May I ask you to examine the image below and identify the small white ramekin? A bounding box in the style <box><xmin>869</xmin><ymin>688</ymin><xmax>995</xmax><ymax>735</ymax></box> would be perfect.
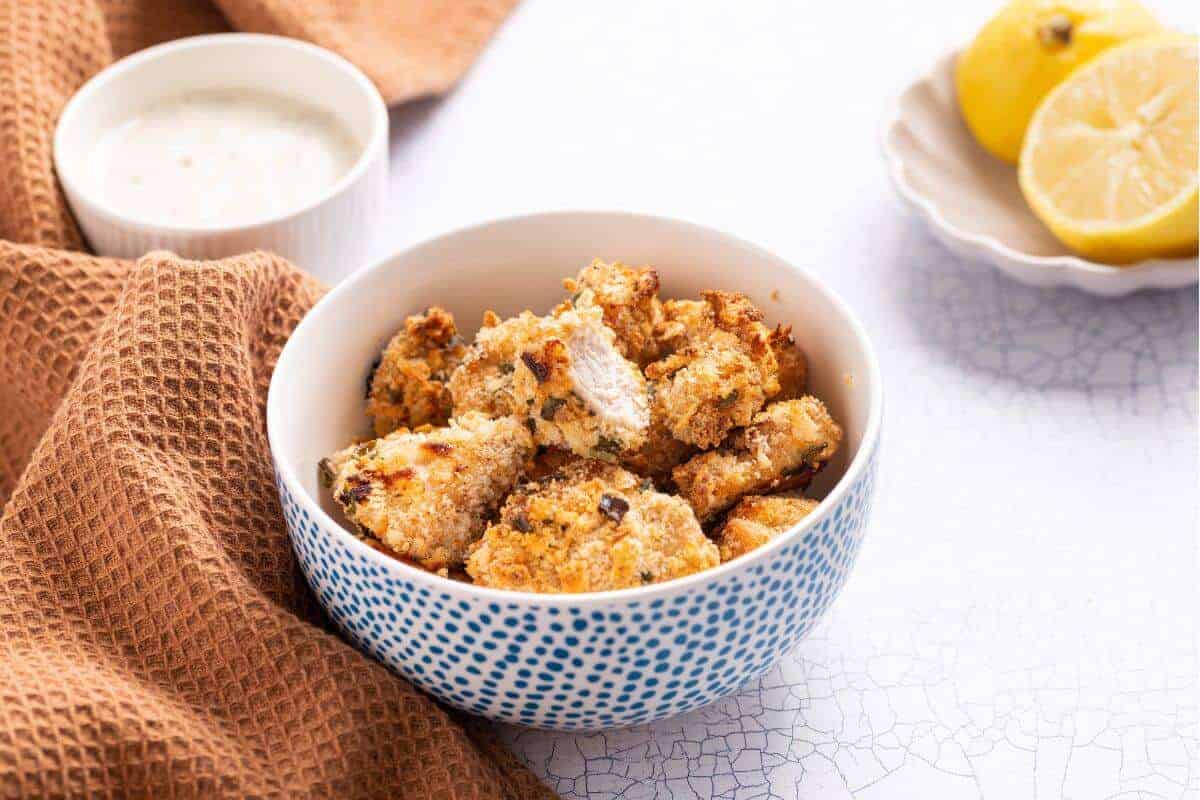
<box><xmin>54</xmin><ymin>34</ymin><xmax>389</xmax><ymax>285</ymax></box>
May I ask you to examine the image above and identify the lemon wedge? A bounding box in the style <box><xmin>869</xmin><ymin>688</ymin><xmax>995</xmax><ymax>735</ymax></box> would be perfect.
<box><xmin>1018</xmin><ymin>36</ymin><xmax>1198</xmax><ymax>264</ymax></box>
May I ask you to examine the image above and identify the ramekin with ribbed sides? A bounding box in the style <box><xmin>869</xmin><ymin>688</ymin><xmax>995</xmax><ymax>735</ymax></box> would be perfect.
<box><xmin>267</xmin><ymin>212</ymin><xmax>882</xmax><ymax>730</ymax></box>
<box><xmin>54</xmin><ymin>34</ymin><xmax>388</xmax><ymax>285</ymax></box>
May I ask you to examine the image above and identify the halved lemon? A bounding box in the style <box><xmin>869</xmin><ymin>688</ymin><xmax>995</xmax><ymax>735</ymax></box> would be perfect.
<box><xmin>1018</xmin><ymin>35</ymin><xmax>1198</xmax><ymax>264</ymax></box>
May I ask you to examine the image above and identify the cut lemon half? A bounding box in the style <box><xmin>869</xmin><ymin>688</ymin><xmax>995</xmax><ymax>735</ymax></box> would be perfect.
<box><xmin>1018</xmin><ymin>35</ymin><xmax>1198</xmax><ymax>264</ymax></box>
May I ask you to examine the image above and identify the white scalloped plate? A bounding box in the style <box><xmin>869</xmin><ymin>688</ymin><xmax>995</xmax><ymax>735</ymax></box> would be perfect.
<box><xmin>882</xmin><ymin>48</ymin><xmax>1197</xmax><ymax>296</ymax></box>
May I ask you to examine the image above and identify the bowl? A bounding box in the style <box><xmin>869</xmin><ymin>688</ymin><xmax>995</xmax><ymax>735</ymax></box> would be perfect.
<box><xmin>883</xmin><ymin>48</ymin><xmax>1198</xmax><ymax>296</ymax></box>
<box><xmin>54</xmin><ymin>33</ymin><xmax>389</xmax><ymax>286</ymax></box>
<box><xmin>267</xmin><ymin>211</ymin><xmax>883</xmax><ymax>730</ymax></box>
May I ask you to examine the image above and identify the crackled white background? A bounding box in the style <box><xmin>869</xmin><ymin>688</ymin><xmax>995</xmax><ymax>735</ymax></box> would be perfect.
<box><xmin>373</xmin><ymin>1</ymin><xmax>1199</xmax><ymax>797</ymax></box>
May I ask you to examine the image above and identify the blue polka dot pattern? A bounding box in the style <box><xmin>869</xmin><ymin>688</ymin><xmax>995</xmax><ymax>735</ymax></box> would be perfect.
<box><xmin>276</xmin><ymin>442</ymin><xmax>877</xmax><ymax>730</ymax></box>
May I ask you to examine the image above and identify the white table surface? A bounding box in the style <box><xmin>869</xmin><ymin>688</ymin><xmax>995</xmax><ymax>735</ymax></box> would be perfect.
<box><xmin>374</xmin><ymin>2</ymin><xmax>1199</xmax><ymax>797</ymax></box>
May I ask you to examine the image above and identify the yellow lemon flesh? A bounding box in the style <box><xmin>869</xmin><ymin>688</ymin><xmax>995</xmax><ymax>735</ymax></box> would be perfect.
<box><xmin>1018</xmin><ymin>36</ymin><xmax>1198</xmax><ymax>264</ymax></box>
<box><xmin>956</xmin><ymin>0</ymin><xmax>1161</xmax><ymax>163</ymax></box>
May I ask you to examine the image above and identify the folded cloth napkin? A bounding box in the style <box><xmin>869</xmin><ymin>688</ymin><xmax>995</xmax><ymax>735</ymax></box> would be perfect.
<box><xmin>0</xmin><ymin>2</ymin><xmax>553</xmax><ymax>798</ymax></box>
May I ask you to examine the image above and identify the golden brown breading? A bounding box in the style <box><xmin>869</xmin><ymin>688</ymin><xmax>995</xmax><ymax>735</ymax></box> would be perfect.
<box><xmin>655</xmin><ymin>291</ymin><xmax>776</xmax><ymax>363</ymax></box>
<box><xmin>564</xmin><ymin>259</ymin><xmax>663</xmax><ymax>366</ymax></box>
<box><xmin>448</xmin><ymin>310</ymin><xmax>542</xmax><ymax>419</ymax></box>
<box><xmin>646</xmin><ymin>346</ymin><xmax>767</xmax><ymax>450</ymax></box>
<box><xmin>645</xmin><ymin>290</ymin><xmax>780</xmax><ymax>448</ymax></box>
<box><xmin>769</xmin><ymin>324</ymin><xmax>808</xmax><ymax>402</ymax></box>
<box><xmin>672</xmin><ymin>397</ymin><xmax>842</xmax><ymax>521</ymax></box>
<box><xmin>320</xmin><ymin>413</ymin><xmax>534</xmax><ymax>569</ymax></box>
<box><xmin>655</xmin><ymin>298</ymin><xmax>709</xmax><ymax>354</ymax></box>
<box><xmin>717</xmin><ymin>495</ymin><xmax>819</xmax><ymax>562</ymax></box>
<box><xmin>366</xmin><ymin>307</ymin><xmax>467</xmax><ymax>436</ymax></box>
<box><xmin>512</xmin><ymin>301</ymin><xmax>650</xmax><ymax>459</ymax></box>
<box><xmin>465</xmin><ymin>461</ymin><xmax>718</xmax><ymax>593</ymax></box>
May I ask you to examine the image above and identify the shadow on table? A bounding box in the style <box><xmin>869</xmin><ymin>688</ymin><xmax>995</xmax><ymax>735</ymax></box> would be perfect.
<box><xmin>388</xmin><ymin>97</ymin><xmax>439</xmax><ymax>150</ymax></box>
<box><xmin>888</xmin><ymin>224</ymin><xmax>1198</xmax><ymax>405</ymax></box>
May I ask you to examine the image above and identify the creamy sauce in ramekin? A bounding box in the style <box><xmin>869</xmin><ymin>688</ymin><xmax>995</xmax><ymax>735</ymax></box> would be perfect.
<box><xmin>88</xmin><ymin>88</ymin><xmax>361</xmax><ymax>228</ymax></box>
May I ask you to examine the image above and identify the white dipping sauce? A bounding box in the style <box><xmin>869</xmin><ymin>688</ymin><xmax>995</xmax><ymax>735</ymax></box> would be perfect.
<box><xmin>90</xmin><ymin>89</ymin><xmax>361</xmax><ymax>228</ymax></box>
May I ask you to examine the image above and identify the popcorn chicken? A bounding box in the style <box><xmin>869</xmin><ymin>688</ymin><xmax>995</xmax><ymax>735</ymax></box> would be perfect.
<box><xmin>716</xmin><ymin>495</ymin><xmax>819</xmax><ymax>562</ymax></box>
<box><xmin>645</xmin><ymin>346</ymin><xmax>765</xmax><ymax>451</ymax></box>
<box><xmin>512</xmin><ymin>301</ymin><xmax>651</xmax><ymax>459</ymax></box>
<box><xmin>448</xmin><ymin>302</ymin><xmax>651</xmax><ymax>461</ymax></box>
<box><xmin>655</xmin><ymin>298</ymin><xmax>706</xmax><ymax>350</ymax></box>
<box><xmin>448</xmin><ymin>310</ymin><xmax>542</xmax><ymax>419</ymax></box>
<box><xmin>330</xmin><ymin>263</ymin><xmax>848</xmax><ymax>594</ymax></box>
<box><xmin>673</xmin><ymin>397</ymin><xmax>841</xmax><ymax>521</ymax></box>
<box><xmin>320</xmin><ymin>412</ymin><xmax>534</xmax><ymax>569</ymax></box>
<box><xmin>646</xmin><ymin>290</ymin><xmax>780</xmax><ymax>448</ymax></box>
<box><xmin>564</xmin><ymin>259</ymin><xmax>663</xmax><ymax>366</ymax></box>
<box><xmin>655</xmin><ymin>292</ymin><xmax>773</xmax><ymax>359</ymax></box>
<box><xmin>465</xmin><ymin>461</ymin><xmax>718</xmax><ymax>593</ymax></box>
<box><xmin>366</xmin><ymin>306</ymin><xmax>466</xmax><ymax>436</ymax></box>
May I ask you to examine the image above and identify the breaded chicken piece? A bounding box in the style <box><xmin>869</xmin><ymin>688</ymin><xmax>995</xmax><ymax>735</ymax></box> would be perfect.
<box><xmin>564</xmin><ymin>259</ymin><xmax>663</xmax><ymax>366</ymax></box>
<box><xmin>717</xmin><ymin>495</ymin><xmax>819</xmax><ymax>562</ymax></box>
<box><xmin>320</xmin><ymin>413</ymin><xmax>534</xmax><ymax>569</ymax></box>
<box><xmin>673</xmin><ymin>397</ymin><xmax>842</xmax><ymax>521</ymax></box>
<box><xmin>655</xmin><ymin>292</ymin><xmax>775</xmax><ymax>360</ymax></box>
<box><xmin>655</xmin><ymin>298</ymin><xmax>708</xmax><ymax>354</ymax></box>
<box><xmin>769</xmin><ymin>324</ymin><xmax>808</xmax><ymax>402</ymax></box>
<box><xmin>465</xmin><ymin>461</ymin><xmax>718</xmax><ymax>593</ymax></box>
<box><xmin>646</xmin><ymin>290</ymin><xmax>780</xmax><ymax>448</ymax></box>
<box><xmin>646</xmin><ymin>346</ymin><xmax>767</xmax><ymax>451</ymax></box>
<box><xmin>448</xmin><ymin>310</ymin><xmax>543</xmax><ymax>418</ymax></box>
<box><xmin>448</xmin><ymin>302</ymin><xmax>651</xmax><ymax>461</ymax></box>
<box><xmin>659</xmin><ymin>297</ymin><xmax>805</xmax><ymax>401</ymax></box>
<box><xmin>512</xmin><ymin>300</ymin><xmax>650</xmax><ymax>459</ymax></box>
<box><xmin>366</xmin><ymin>307</ymin><xmax>467</xmax><ymax>436</ymax></box>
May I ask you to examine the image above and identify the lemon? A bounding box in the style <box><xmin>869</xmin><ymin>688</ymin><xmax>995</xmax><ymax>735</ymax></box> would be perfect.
<box><xmin>1018</xmin><ymin>36</ymin><xmax>1198</xmax><ymax>263</ymax></box>
<box><xmin>956</xmin><ymin>0</ymin><xmax>1161</xmax><ymax>163</ymax></box>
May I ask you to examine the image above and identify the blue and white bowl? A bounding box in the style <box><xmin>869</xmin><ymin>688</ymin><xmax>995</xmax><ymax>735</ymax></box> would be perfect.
<box><xmin>268</xmin><ymin>211</ymin><xmax>883</xmax><ymax>730</ymax></box>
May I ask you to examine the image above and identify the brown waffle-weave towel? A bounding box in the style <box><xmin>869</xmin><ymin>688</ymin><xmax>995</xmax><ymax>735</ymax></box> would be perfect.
<box><xmin>0</xmin><ymin>1</ymin><xmax>553</xmax><ymax>798</ymax></box>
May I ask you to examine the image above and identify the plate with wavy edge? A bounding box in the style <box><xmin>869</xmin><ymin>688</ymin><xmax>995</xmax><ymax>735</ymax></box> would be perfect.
<box><xmin>882</xmin><ymin>48</ymin><xmax>1197</xmax><ymax>296</ymax></box>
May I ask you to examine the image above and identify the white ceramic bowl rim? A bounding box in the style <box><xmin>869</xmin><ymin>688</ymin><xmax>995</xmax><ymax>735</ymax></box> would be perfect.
<box><xmin>53</xmin><ymin>33</ymin><xmax>389</xmax><ymax>236</ymax></box>
<box><xmin>881</xmin><ymin>46</ymin><xmax>1197</xmax><ymax>282</ymax></box>
<box><xmin>267</xmin><ymin>210</ymin><xmax>884</xmax><ymax>606</ymax></box>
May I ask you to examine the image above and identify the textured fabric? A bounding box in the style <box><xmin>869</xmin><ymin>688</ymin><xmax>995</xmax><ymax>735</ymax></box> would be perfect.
<box><xmin>0</xmin><ymin>2</ymin><xmax>550</xmax><ymax>798</ymax></box>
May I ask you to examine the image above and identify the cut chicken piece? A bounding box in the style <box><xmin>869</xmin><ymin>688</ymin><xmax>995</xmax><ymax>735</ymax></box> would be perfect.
<box><xmin>673</xmin><ymin>397</ymin><xmax>842</xmax><ymax>521</ymax></box>
<box><xmin>320</xmin><ymin>412</ymin><xmax>534</xmax><ymax>569</ymax></box>
<box><xmin>717</xmin><ymin>494</ymin><xmax>819</xmax><ymax>562</ymax></box>
<box><xmin>512</xmin><ymin>301</ymin><xmax>650</xmax><ymax>459</ymax></box>
<box><xmin>366</xmin><ymin>306</ymin><xmax>467</xmax><ymax>436</ymax></box>
<box><xmin>564</xmin><ymin>259</ymin><xmax>663</xmax><ymax>366</ymax></box>
<box><xmin>465</xmin><ymin>461</ymin><xmax>718</xmax><ymax>593</ymax></box>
